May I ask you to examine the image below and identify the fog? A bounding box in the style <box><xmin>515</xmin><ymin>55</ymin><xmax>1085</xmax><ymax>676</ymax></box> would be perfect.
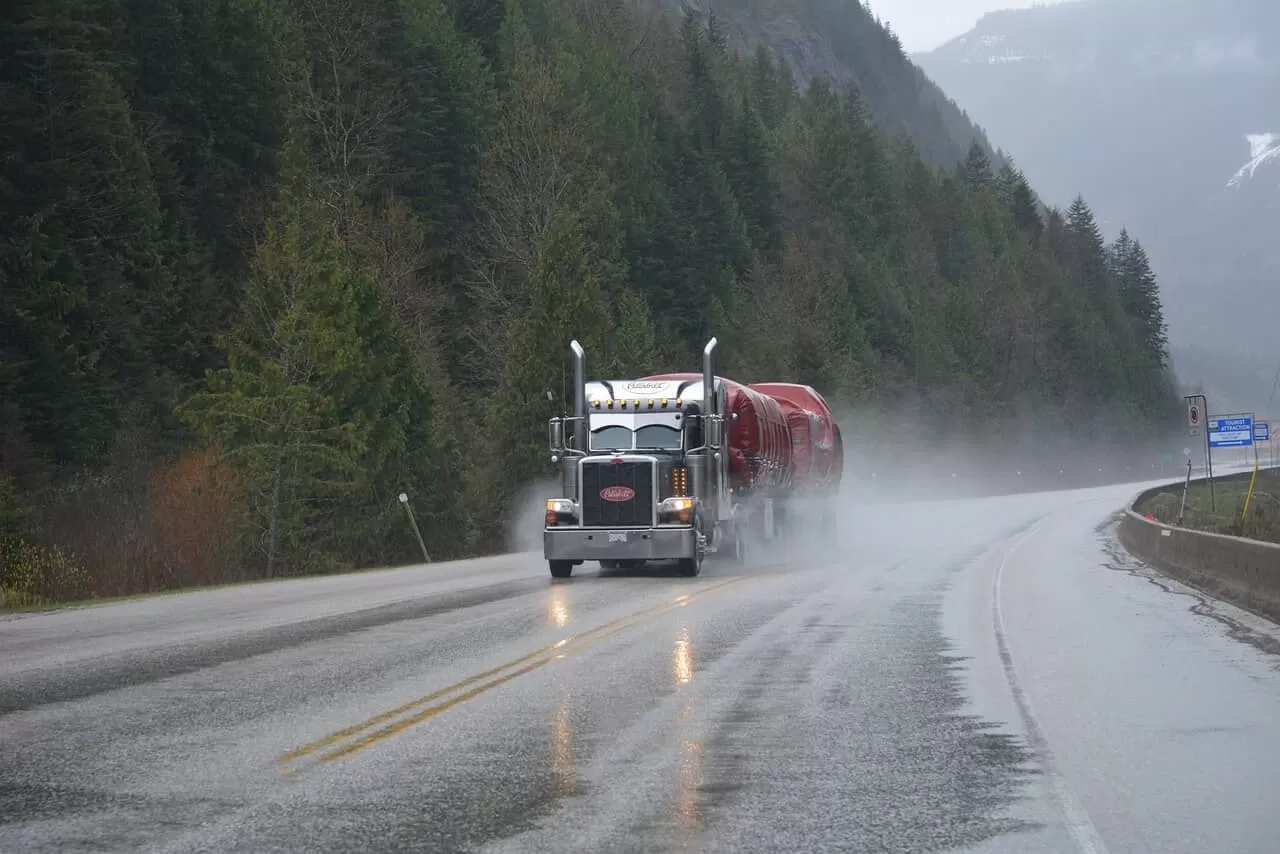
<box><xmin>862</xmin><ymin>0</ymin><xmax>1066</xmax><ymax>52</ymax></box>
<box><xmin>506</xmin><ymin>477</ymin><xmax>562</xmax><ymax>555</ymax></box>
<box><xmin>499</xmin><ymin>395</ymin><xmax>1213</xmax><ymax>562</ymax></box>
<box><xmin>830</xmin><ymin>399</ymin><xmax>1193</xmax><ymax>504</ymax></box>
<box><xmin>914</xmin><ymin>0</ymin><xmax>1280</xmax><ymax>409</ymax></box>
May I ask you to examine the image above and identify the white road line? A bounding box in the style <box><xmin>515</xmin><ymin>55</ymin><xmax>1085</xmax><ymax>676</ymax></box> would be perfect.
<box><xmin>992</xmin><ymin>513</ymin><xmax>1112</xmax><ymax>854</ymax></box>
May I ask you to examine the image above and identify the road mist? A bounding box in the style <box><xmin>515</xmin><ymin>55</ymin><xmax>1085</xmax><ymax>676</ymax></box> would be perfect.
<box><xmin>736</xmin><ymin>398</ymin><xmax>1193</xmax><ymax>572</ymax></box>
<box><xmin>505</xmin><ymin>478</ymin><xmax>560</xmax><ymax>554</ymax></box>
<box><xmin>830</xmin><ymin>398</ymin><xmax>1193</xmax><ymax>505</ymax></box>
<box><xmin>500</xmin><ymin>399</ymin><xmax>1205</xmax><ymax>565</ymax></box>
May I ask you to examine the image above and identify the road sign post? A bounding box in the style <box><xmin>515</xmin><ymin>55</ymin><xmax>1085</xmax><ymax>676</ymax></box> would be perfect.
<box><xmin>1178</xmin><ymin>458</ymin><xmax>1192</xmax><ymax>526</ymax></box>
<box><xmin>1185</xmin><ymin>394</ymin><xmax>1213</xmax><ymax>512</ymax></box>
<box><xmin>398</xmin><ymin>491</ymin><xmax>432</xmax><ymax>564</ymax></box>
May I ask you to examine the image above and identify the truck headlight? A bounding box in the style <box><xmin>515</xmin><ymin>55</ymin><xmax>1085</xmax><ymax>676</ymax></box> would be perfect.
<box><xmin>545</xmin><ymin>498</ymin><xmax>577</xmax><ymax>526</ymax></box>
<box><xmin>658</xmin><ymin>496</ymin><xmax>694</xmax><ymax>524</ymax></box>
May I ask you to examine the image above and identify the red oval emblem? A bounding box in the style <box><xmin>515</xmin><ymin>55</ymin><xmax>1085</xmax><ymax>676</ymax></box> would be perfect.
<box><xmin>600</xmin><ymin>486</ymin><xmax>635</xmax><ymax>502</ymax></box>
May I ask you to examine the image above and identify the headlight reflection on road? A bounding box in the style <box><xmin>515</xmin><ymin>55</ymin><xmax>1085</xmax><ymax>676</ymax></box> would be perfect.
<box><xmin>673</xmin><ymin>627</ymin><xmax>694</xmax><ymax>686</ymax></box>
<box><xmin>547</xmin><ymin>586</ymin><xmax>571</xmax><ymax>629</ymax></box>
<box><xmin>551</xmin><ymin>700</ymin><xmax>579</xmax><ymax>797</ymax></box>
<box><xmin>676</xmin><ymin>730</ymin><xmax>704</xmax><ymax>831</ymax></box>
<box><xmin>672</xmin><ymin>635</ymin><xmax>703</xmax><ymax>831</ymax></box>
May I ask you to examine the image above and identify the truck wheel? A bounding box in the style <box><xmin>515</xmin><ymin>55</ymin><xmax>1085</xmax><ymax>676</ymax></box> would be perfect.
<box><xmin>679</xmin><ymin>513</ymin><xmax>705</xmax><ymax>577</ymax></box>
<box><xmin>549</xmin><ymin>560</ymin><xmax>573</xmax><ymax>579</ymax></box>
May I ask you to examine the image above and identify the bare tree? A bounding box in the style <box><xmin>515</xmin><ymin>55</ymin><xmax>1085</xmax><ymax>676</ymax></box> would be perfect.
<box><xmin>290</xmin><ymin>0</ymin><xmax>407</xmax><ymax>208</ymax></box>
<box><xmin>463</xmin><ymin>50</ymin><xmax>603</xmax><ymax>383</ymax></box>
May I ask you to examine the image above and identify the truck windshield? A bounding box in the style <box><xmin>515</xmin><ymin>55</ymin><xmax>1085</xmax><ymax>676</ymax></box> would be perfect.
<box><xmin>635</xmin><ymin>425</ymin><xmax>681</xmax><ymax>449</ymax></box>
<box><xmin>588</xmin><ymin>425</ymin><xmax>682</xmax><ymax>451</ymax></box>
<box><xmin>589</xmin><ymin>426</ymin><xmax>632</xmax><ymax>451</ymax></box>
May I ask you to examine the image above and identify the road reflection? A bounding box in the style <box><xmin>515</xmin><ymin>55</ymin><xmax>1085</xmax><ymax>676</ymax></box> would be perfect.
<box><xmin>547</xmin><ymin>586</ymin><xmax>571</xmax><ymax>629</ymax></box>
<box><xmin>550</xmin><ymin>699</ymin><xmax>579</xmax><ymax>797</ymax></box>
<box><xmin>673</xmin><ymin>627</ymin><xmax>694</xmax><ymax>686</ymax></box>
<box><xmin>676</xmin><ymin>697</ymin><xmax>704</xmax><ymax>834</ymax></box>
<box><xmin>673</xmin><ymin>630</ymin><xmax>703</xmax><ymax>835</ymax></box>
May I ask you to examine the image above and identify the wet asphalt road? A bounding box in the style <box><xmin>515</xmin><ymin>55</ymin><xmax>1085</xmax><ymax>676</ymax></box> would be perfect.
<box><xmin>3</xmin><ymin>481</ymin><xmax>1280</xmax><ymax>853</ymax></box>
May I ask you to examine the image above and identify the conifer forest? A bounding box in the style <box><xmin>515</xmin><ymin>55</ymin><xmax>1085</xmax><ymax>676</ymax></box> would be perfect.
<box><xmin>0</xmin><ymin>0</ymin><xmax>1177</xmax><ymax>602</ymax></box>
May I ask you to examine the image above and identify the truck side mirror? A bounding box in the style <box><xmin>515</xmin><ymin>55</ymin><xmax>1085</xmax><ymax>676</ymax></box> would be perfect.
<box><xmin>548</xmin><ymin>418</ymin><xmax>565</xmax><ymax>454</ymax></box>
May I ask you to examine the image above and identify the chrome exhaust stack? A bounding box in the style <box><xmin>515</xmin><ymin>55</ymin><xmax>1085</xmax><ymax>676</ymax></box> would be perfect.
<box><xmin>570</xmin><ymin>339</ymin><xmax>586</xmax><ymax>450</ymax></box>
<box><xmin>702</xmin><ymin>337</ymin><xmax>718</xmax><ymax>417</ymax></box>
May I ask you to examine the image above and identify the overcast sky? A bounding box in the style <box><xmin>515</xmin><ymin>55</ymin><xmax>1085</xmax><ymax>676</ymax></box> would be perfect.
<box><xmin>862</xmin><ymin>0</ymin><xmax>1066</xmax><ymax>53</ymax></box>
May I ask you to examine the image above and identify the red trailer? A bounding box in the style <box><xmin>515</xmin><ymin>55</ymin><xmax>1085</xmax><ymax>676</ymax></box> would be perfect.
<box><xmin>748</xmin><ymin>383</ymin><xmax>843</xmax><ymax>494</ymax></box>
<box><xmin>641</xmin><ymin>373</ymin><xmax>795</xmax><ymax>493</ymax></box>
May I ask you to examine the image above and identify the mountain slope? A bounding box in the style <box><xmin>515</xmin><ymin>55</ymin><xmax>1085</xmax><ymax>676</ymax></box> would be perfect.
<box><xmin>916</xmin><ymin>0</ymin><xmax>1280</xmax><ymax>404</ymax></box>
<box><xmin>651</xmin><ymin>0</ymin><xmax>1007</xmax><ymax>169</ymax></box>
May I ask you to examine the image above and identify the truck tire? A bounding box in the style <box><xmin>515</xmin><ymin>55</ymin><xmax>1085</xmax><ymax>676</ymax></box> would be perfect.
<box><xmin>679</xmin><ymin>513</ymin><xmax>705</xmax><ymax>577</ymax></box>
<box><xmin>549</xmin><ymin>560</ymin><xmax>573</xmax><ymax>579</ymax></box>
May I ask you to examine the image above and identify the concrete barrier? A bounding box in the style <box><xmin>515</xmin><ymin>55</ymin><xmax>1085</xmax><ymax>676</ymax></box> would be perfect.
<box><xmin>1118</xmin><ymin>471</ymin><xmax>1280</xmax><ymax>624</ymax></box>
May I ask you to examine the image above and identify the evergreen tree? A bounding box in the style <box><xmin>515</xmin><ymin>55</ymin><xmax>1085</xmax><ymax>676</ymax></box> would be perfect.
<box><xmin>962</xmin><ymin>141</ymin><xmax>993</xmax><ymax>192</ymax></box>
<box><xmin>179</xmin><ymin>201</ymin><xmax>371</xmax><ymax>577</ymax></box>
<box><xmin>1064</xmin><ymin>195</ymin><xmax>1110</xmax><ymax>300</ymax></box>
<box><xmin>1111</xmin><ymin>229</ymin><xmax>1169</xmax><ymax>369</ymax></box>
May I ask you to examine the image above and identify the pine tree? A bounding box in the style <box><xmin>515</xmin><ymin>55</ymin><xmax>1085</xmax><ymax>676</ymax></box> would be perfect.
<box><xmin>962</xmin><ymin>141</ymin><xmax>993</xmax><ymax>193</ymax></box>
<box><xmin>0</xmin><ymin>3</ymin><xmax>174</xmax><ymax>466</ymax></box>
<box><xmin>749</xmin><ymin>45</ymin><xmax>783</xmax><ymax>129</ymax></box>
<box><xmin>445</xmin><ymin>0</ymin><xmax>506</xmax><ymax>63</ymax></box>
<box><xmin>724</xmin><ymin>92</ymin><xmax>782</xmax><ymax>258</ymax></box>
<box><xmin>179</xmin><ymin>203</ymin><xmax>369</xmax><ymax>577</ymax></box>
<box><xmin>1111</xmin><ymin>229</ymin><xmax>1169</xmax><ymax>369</ymax></box>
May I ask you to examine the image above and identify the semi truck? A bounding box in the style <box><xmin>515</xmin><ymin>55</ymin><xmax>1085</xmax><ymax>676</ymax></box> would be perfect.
<box><xmin>541</xmin><ymin>337</ymin><xmax>843</xmax><ymax>579</ymax></box>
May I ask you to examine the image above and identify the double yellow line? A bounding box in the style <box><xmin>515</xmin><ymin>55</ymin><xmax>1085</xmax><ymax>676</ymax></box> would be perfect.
<box><xmin>274</xmin><ymin>575</ymin><xmax>756</xmax><ymax>772</ymax></box>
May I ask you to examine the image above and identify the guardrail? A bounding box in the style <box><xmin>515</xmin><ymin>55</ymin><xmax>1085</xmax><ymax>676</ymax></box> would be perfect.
<box><xmin>1117</xmin><ymin>470</ymin><xmax>1280</xmax><ymax>624</ymax></box>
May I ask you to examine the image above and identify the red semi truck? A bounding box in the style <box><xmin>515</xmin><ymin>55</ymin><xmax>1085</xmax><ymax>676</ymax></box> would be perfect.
<box><xmin>541</xmin><ymin>337</ymin><xmax>843</xmax><ymax>578</ymax></box>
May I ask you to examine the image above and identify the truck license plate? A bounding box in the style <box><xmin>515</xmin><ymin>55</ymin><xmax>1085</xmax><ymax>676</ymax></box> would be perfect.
<box><xmin>608</xmin><ymin>531</ymin><xmax>628</xmax><ymax>543</ymax></box>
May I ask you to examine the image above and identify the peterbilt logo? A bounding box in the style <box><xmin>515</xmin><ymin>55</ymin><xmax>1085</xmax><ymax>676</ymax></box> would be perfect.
<box><xmin>600</xmin><ymin>486</ymin><xmax>635</xmax><ymax>502</ymax></box>
<box><xmin>621</xmin><ymin>382</ymin><xmax>668</xmax><ymax>393</ymax></box>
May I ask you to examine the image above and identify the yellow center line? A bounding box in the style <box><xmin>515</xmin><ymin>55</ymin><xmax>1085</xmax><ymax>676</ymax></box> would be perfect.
<box><xmin>314</xmin><ymin>578</ymin><xmax>756</xmax><ymax>763</ymax></box>
<box><xmin>275</xmin><ymin>573</ymin><xmax>768</xmax><ymax>769</ymax></box>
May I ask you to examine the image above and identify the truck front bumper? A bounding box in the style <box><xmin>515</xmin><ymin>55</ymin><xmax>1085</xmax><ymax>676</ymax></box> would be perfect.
<box><xmin>544</xmin><ymin>526</ymin><xmax>696</xmax><ymax>562</ymax></box>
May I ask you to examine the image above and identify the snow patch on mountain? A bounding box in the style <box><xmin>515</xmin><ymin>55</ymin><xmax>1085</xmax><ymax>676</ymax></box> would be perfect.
<box><xmin>1226</xmin><ymin>133</ymin><xmax>1280</xmax><ymax>188</ymax></box>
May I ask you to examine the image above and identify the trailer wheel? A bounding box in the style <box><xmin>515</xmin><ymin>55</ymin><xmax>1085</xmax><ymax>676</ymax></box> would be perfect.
<box><xmin>821</xmin><ymin>504</ymin><xmax>836</xmax><ymax>537</ymax></box>
<box><xmin>720</xmin><ymin>520</ymin><xmax>746</xmax><ymax>565</ymax></box>
<box><xmin>549</xmin><ymin>560</ymin><xmax>573</xmax><ymax>579</ymax></box>
<box><xmin>732</xmin><ymin>525</ymin><xmax>747</xmax><ymax>564</ymax></box>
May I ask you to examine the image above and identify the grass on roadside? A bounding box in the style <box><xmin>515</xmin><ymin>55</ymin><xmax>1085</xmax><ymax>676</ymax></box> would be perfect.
<box><xmin>1140</xmin><ymin>470</ymin><xmax>1280</xmax><ymax>545</ymax></box>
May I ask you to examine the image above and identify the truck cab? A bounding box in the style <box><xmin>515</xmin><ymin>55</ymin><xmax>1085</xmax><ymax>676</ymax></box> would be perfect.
<box><xmin>542</xmin><ymin>339</ymin><xmax>742</xmax><ymax>579</ymax></box>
